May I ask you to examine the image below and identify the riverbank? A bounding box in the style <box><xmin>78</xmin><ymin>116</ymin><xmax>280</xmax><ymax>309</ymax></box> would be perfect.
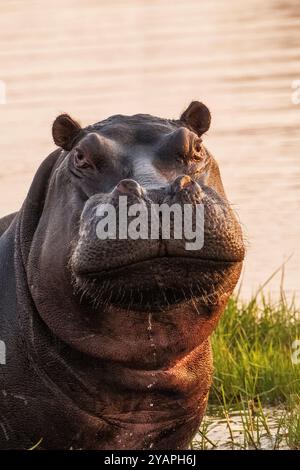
<box><xmin>192</xmin><ymin>292</ymin><xmax>300</xmax><ymax>449</ymax></box>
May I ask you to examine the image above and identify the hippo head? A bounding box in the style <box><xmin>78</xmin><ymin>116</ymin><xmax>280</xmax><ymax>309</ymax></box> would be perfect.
<box><xmin>48</xmin><ymin>102</ymin><xmax>243</xmax><ymax>311</ymax></box>
<box><xmin>23</xmin><ymin>102</ymin><xmax>244</xmax><ymax>449</ymax></box>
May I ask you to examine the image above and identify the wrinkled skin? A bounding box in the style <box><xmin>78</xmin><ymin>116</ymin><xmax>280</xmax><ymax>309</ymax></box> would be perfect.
<box><xmin>0</xmin><ymin>102</ymin><xmax>244</xmax><ymax>449</ymax></box>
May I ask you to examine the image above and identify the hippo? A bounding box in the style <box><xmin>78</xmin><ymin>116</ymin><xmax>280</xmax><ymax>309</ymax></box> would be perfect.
<box><xmin>0</xmin><ymin>102</ymin><xmax>244</xmax><ymax>449</ymax></box>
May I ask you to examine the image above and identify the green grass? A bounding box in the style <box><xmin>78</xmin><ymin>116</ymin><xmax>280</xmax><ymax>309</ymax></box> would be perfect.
<box><xmin>211</xmin><ymin>295</ymin><xmax>300</xmax><ymax>406</ymax></box>
<box><xmin>284</xmin><ymin>396</ymin><xmax>300</xmax><ymax>450</ymax></box>
<box><xmin>192</xmin><ymin>292</ymin><xmax>300</xmax><ymax>449</ymax></box>
<box><xmin>192</xmin><ymin>404</ymin><xmax>288</xmax><ymax>450</ymax></box>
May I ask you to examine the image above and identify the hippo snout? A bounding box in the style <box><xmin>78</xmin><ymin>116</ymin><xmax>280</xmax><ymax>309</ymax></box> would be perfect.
<box><xmin>70</xmin><ymin>169</ymin><xmax>244</xmax><ymax>311</ymax></box>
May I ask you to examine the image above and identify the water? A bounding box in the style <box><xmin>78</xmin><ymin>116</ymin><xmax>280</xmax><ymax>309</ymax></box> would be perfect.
<box><xmin>193</xmin><ymin>407</ymin><xmax>289</xmax><ymax>450</ymax></box>
<box><xmin>147</xmin><ymin>312</ymin><xmax>157</xmax><ymax>450</ymax></box>
<box><xmin>0</xmin><ymin>0</ymin><xmax>299</xmax><ymax>300</ymax></box>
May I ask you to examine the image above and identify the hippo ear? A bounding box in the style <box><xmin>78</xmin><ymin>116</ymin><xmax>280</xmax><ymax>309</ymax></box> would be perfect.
<box><xmin>180</xmin><ymin>101</ymin><xmax>211</xmax><ymax>136</ymax></box>
<box><xmin>52</xmin><ymin>114</ymin><xmax>82</xmax><ymax>151</ymax></box>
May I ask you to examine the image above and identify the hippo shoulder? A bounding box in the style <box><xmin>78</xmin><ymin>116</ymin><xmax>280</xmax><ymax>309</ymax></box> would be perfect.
<box><xmin>0</xmin><ymin>212</ymin><xmax>17</xmax><ymax>237</ymax></box>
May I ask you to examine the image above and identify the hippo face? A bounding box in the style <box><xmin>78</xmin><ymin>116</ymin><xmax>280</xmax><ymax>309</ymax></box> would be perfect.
<box><xmin>27</xmin><ymin>101</ymin><xmax>244</xmax><ymax>360</ymax></box>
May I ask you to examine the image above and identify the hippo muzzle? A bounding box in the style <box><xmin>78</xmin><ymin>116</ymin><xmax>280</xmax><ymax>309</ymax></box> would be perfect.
<box><xmin>71</xmin><ymin>172</ymin><xmax>243</xmax><ymax>311</ymax></box>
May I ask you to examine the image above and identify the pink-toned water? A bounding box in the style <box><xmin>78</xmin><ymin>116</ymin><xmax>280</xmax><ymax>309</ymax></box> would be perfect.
<box><xmin>0</xmin><ymin>0</ymin><xmax>299</xmax><ymax>300</ymax></box>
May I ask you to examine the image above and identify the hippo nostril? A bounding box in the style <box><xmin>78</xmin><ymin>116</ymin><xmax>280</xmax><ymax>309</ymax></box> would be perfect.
<box><xmin>116</xmin><ymin>179</ymin><xmax>144</xmax><ymax>198</ymax></box>
<box><xmin>169</xmin><ymin>175</ymin><xmax>193</xmax><ymax>194</ymax></box>
<box><xmin>168</xmin><ymin>175</ymin><xmax>204</xmax><ymax>200</ymax></box>
<box><xmin>177</xmin><ymin>175</ymin><xmax>192</xmax><ymax>190</ymax></box>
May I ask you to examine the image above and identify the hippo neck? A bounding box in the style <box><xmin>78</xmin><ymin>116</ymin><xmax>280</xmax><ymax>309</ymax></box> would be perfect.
<box><xmin>22</xmin><ymin>301</ymin><xmax>213</xmax><ymax>409</ymax></box>
<box><xmin>43</xmin><ymin>330</ymin><xmax>211</xmax><ymax>450</ymax></box>
<box><xmin>15</xmin><ymin>285</ymin><xmax>213</xmax><ymax>448</ymax></box>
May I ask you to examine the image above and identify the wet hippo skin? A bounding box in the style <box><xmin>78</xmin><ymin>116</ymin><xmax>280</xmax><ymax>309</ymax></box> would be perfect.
<box><xmin>0</xmin><ymin>102</ymin><xmax>244</xmax><ymax>449</ymax></box>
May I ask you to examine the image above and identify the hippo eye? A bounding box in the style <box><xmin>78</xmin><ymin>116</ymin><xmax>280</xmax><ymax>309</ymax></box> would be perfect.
<box><xmin>74</xmin><ymin>149</ymin><xmax>91</xmax><ymax>169</ymax></box>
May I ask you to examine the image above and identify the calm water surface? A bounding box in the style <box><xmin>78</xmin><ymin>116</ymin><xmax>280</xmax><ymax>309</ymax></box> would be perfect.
<box><xmin>0</xmin><ymin>0</ymin><xmax>299</xmax><ymax>300</ymax></box>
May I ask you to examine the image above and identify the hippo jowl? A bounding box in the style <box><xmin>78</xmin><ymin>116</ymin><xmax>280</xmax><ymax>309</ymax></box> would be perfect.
<box><xmin>0</xmin><ymin>102</ymin><xmax>244</xmax><ymax>449</ymax></box>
